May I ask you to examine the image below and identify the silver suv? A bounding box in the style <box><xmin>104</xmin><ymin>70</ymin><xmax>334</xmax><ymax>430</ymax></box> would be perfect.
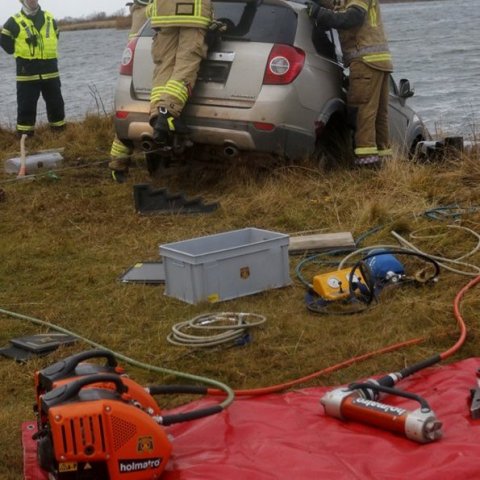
<box><xmin>113</xmin><ymin>0</ymin><xmax>429</xmax><ymax>171</ymax></box>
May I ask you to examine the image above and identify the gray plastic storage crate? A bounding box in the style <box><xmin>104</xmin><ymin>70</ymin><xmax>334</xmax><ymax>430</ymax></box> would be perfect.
<box><xmin>159</xmin><ymin>228</ymin><xmax>291</xmax><ymax>304</ymax></box>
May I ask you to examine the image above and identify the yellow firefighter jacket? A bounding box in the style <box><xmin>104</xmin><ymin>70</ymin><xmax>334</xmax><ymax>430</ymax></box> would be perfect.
<box><xmin>149</xmin><ymin>0</ymin><xmax>212</xmax><ymax>29</ymax></box>
<box><xmin>338</xmin><ymin>0</ymin><xmax>392</xmax><ymax>72</ymax></box>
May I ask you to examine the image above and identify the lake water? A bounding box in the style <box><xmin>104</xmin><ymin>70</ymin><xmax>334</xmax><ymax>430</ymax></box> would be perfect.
<box><xmin>383</xmin><ymin>0</ymin><xmax>480</xmax><ymax>137</ymax></box>
<box><xmin>0</xmin><ymin>28</ymin><xmax>127</xmax><ymax>129</ymax></box>
<box><xmin>0</xmin><ymin>0</ymin><xmax>478</xmax><ymax>137</ymax></box>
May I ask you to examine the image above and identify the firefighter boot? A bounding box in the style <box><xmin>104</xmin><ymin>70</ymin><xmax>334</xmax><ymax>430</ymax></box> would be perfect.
<box><xmin>111</xmin><ymin>169</ymin><xmax>128</xmax><ymax>183</ymax></box>
<box><xmin>354</xmin><ymin>155</ymin><xmax>381</xmax><ymax>169</ymax></box>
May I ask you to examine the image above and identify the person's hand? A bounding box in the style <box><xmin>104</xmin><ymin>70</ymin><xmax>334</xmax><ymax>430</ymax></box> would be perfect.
<box><xmin>311</xmin><ymin>0</ymin><xmax>335</xmax><ymax>10</ymax></box>
<box><xmin>208</xmin><ymin>19</ymin><xmax>227</xmax><ymax>32</ymax></box>
<box><xmin>307</xmin><ymin>4</ymin><xmax>333</xmax><ymax>26</ymax></box>
<box><xmin>306</xmin><ymin>2</ymin><xmax>321</xmax><ymax>20</ymax></box>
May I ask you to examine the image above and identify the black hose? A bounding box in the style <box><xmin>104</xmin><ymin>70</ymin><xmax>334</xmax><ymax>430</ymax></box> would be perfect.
<box><xmin>148</xmin><ymin>383</ymin><xmax>222</xmax><ymax>425</ymax></box>
<box><xmin>160</xmin><ymin>405</ymin><xmax>223</xmax><ymax>426</ymax></box>
<box><xmin>348</xmin><ymin>249</ymin><xmax>441</xmax><ymax>304</ymax></box>
<box><xmin>397</xmin><ymin>354</ymin><xmax>442</xmax><ymax>380</ymax></box>
<box><xmin>349</xmin><ymin>382</ymin><xmax>432</xmax><ymax>411</ymax></box>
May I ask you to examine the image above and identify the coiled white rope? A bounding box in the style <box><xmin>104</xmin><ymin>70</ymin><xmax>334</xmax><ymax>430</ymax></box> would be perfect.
<box><xmin>167</xmin><ymin>312</ymin><xmax>266</xmax><ymax>348</ymax></box>
<box><xmin>391</xmin><ymin>224</ymin><xmax>480</xmax><ymax>276</ymax></box>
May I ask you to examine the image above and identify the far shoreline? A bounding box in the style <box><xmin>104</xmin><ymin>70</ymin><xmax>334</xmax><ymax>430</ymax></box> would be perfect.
<box><xmin>58</xmin><ymin>18</ymin><xmax>128</xmax><ymax>32</ymax></box>
<box><xmin>58</xmin><ymin>0</ymin><xmax>447</xmax><ymax>32</ymax></box>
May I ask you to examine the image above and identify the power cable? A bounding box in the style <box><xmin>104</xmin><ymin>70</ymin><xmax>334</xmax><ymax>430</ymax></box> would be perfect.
<box><xmin>337</xmin><ymin>223</ymin><xmax>480</xmax><ymax>276</ymax></box>
<box><xmin>391</xmin><ymin>226</ymin><xmax>480</xmax><ymax>276</ymax></box>
<box><xmin>0</xmin><ymin>307</ymin><xmax>235</xmax><ymax>411</ymax></box>
<box><xmin>295</xmin><ymin>249</ymin><xmax>352</xmax><ymax>289</ymax></box>
<box><xmin>338</xmin><ymin>244</ymin><xmax>420</xmax><ymax>271</ymax></box>
<box><xmin>0</xmin><ymin>269</ymin><xmax>475</xmax><ymax>405</ymax></box>
<box><xmin>207</xmin><ymin>274</ymin><xmax>474</xmax><ymax>397</ymax></box>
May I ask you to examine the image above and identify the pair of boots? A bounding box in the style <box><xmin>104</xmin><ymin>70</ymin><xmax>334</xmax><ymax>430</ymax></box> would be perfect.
<box><xmin>151</xmin><ymin>108</ymin><xmax>190</xmax><ymax>148</ymax></box>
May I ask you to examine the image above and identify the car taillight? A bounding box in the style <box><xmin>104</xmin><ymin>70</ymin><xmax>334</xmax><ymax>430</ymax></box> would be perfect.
<box><xmin>115</xmin><ymin>111</ymin><xmax>129</xmax><ymax>119</ymax></box>
<box><xmin>119</xmin><ymin>37</ymin><xmax>139</xmax><ymax>76</ymax></box>
<box><xmin>263</xmin><ymin>44</ymin><xmax>305</xmax><ymax>85</ymax></box>
<box><xmin>253</xmin><ymin>122</ymin><xmax>275</xmax><ymax>131</ymax></box>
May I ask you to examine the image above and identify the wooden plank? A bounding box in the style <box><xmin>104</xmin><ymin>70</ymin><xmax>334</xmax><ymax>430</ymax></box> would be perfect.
<box><xmin>288</xmin><ymin>232</ymin><xmax>355</xmax><ymax>254</ymax></box>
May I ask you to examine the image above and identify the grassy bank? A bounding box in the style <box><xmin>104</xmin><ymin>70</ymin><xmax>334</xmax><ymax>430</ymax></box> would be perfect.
<box><xmin>1</xmin><ymin>117</ymin><xmax>480</xmax><ymax>478</ymax></box>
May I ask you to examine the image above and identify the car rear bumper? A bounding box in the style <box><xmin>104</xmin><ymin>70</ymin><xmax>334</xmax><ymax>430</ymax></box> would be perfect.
<box><xmin>114</xmin><ymin>110</ymin><xmax>316</xmax><ymax>159</ymax></box>
<box><xmin>114</xmin><ymin>73</ymin><xmax>317</xmax><ymax>159</ymax></box>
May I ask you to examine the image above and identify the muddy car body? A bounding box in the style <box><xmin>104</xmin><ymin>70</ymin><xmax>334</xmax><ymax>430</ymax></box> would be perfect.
<box><xmin>114</xmin><ymin>0</ymin><xmax>429</xmax><ymax>168</ymax></box>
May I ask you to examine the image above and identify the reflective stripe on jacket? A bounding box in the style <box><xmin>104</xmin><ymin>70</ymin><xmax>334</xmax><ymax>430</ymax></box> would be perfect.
<box><xmin>149</xmin><ymin>0</ymin><xmax>212</xmax><ymax>28</ymax></box>
<box><xmin>129</xmin><ymin>4</ymin><xmax>148</xmax><ymax>37</ymax></box>
<box><xmin>339</xmin><ymin>0</ymin><xmax>392</xmax><ymax>71</ymax></box>
<box><xmin>12</xmin><ymin>11</ymin><xmax>58</xmax><ymax>60</ymax></box>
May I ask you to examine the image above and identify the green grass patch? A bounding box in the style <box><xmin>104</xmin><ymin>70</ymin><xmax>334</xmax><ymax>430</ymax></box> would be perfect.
<box><xmin>1</xmin><ymin>117</ymin><xmax>480</xmax><ymax>478</ymax></box>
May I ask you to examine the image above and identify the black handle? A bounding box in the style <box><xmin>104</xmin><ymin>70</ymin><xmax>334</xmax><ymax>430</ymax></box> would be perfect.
<box><xmin>60</xmin><ymin>350</ymin><xmax>118</xmax><ymax>371</ymax></box>
<box><xmin>40</xmin><ymin>349</ymin><xmax>118</xmax><ymax>380</ymax></box>
<box><xmin>349</xmin><ymin>382</ymin><xmax>432</xmax><ymax>411</ymax></box>
<box><xmin>44</xmin><ymin>374</ymin><xmax>126</xmax><ymax>407</ymax></box>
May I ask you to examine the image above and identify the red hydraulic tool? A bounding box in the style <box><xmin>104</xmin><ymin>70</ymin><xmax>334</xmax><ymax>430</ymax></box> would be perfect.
<box><xmin>321</xmin><ymin>381</ymin><xmax>442</xmax><ymax>443</ymax></box>
<box><xmin>320</xmin><ymin>272</ymin><xmax>474</xmax><ymax>443</ymax></box>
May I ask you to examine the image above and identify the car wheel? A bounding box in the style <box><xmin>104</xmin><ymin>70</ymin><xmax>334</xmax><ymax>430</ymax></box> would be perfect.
<box><xmin>313</xmin><ymin>113</ymin><xmax>353</xmax><ymax>170</ymax></box>
<box><xmin>409</xmin><ymin>135</ymin><xmax>425</xmax><ymax>160</ymax></box>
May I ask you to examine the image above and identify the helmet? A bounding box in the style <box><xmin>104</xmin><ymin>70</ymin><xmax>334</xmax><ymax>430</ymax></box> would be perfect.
<box><xmin>134</xmin><ymin>0</ymin><xmax>151</xmax><ymax>5</ymax></box>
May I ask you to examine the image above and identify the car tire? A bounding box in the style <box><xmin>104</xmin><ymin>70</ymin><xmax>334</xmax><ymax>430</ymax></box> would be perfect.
<box><xmin>313</xmin><ymin>113</ymin><xmax>353</xmax><ymax>170</ymax></box>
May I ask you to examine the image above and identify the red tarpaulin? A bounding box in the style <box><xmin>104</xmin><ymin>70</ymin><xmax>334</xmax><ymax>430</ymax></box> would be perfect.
<box><xmin>23</xmin><ymin>358</ymin><xmax>480</xmax><ymax>479</ymax></box>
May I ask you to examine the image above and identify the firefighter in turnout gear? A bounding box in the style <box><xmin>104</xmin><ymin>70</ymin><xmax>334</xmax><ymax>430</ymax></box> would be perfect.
<box><xmin>308</xmin><ymin>0</ymin><xmax>393</xmax><ymax>166</ymax></box>
<box><xmin>129</xmin><ymin>0</ymin><xmax>151</xmax><ymax>39</ymax></box>
<box><xmin>109</xmin><ymin>0</ymin><xmax>152</xmax><ymax>183</ymax></box>
<box><xmin>0</xmin><ymin>0</ymin><xmax>65</xmax><ymax>136</ymax></box>
<box><xmin>149</xmin><ymin>0</ymin><xmax>213</xmax><ymax>147</ymax></box>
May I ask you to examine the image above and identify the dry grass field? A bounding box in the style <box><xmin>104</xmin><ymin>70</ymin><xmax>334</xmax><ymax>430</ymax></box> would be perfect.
<box><xmin>0</xmin><ymin>117</ymin><xmax>479</xmax><ymax>478</ymax></box>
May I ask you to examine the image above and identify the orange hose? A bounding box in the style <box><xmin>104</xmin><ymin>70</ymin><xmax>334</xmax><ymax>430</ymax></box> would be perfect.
<box><xmin>441</xmin><ymin>274</ymin><xmax>479</xmax><ymax>360</ymax></box>
<box><xmin>208</xmin><ymin>337</ymin><xmax>423</xmax><ymax>397</ymax></box>
<box><xmin>208</xmin><ymin>275</ymin><xmax>479</xmax><ymax>397</ymax></box>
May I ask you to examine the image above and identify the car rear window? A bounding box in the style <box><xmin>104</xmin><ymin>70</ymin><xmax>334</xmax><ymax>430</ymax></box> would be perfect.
<box><xmin>141</xmin><ymin>0</ymin><xmax>297</xmax><ymax>44</ymax></box>
<box><xmin>213</xmin><ymin>1</ymin><xmax>297</xmax><ymax>43</ymax></box>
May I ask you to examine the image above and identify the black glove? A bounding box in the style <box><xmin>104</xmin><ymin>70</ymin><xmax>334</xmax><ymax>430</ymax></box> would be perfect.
<box><xmin>306</xmin><ymin>2</ymin><xmax>321</xmax><ymax>20</ymax></box>
<box><xmin>208</xmin><ymin>19</ymin><xmax>227</xmax><ymax>32</ymax></box>
<box><xmin>307</xmin><ymin>4</ymin><xmax>335</xmax><ymax>27</ymax></box>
